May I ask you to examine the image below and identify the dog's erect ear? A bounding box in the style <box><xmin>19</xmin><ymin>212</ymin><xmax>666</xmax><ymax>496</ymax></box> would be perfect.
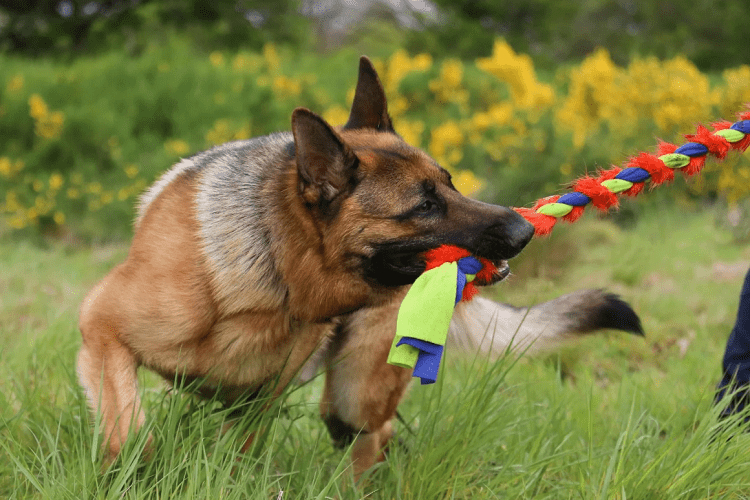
<box><xmin>344</xmin><ymin>56</ymin><xmax>394</xmax><ymax>132</ymax></box>
<box><xmin>292</xmin><ymin>108</ymin><xmax>359</xmax><ymax>205</ymax></box>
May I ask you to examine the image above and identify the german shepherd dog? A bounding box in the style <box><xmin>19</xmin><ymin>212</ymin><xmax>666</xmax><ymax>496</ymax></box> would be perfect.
<box><xmin>78</xmin><ymin>57</ymin><xmax>641</xmax><ymax>478</ymax></box>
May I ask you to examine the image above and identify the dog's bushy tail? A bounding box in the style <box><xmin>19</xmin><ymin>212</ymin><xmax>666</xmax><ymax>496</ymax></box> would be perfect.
<box><xmin>448</xmin><ymin>289</ymin><xmax>643</xmax><ymax>356</ymax></box>
<box><xmin>297</xmin><ymin>289</ymin><xmax>643</xmax><ymax>383</ymax></box>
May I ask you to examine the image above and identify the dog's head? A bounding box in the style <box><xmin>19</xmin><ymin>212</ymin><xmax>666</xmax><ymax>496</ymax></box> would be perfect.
<box><xmin>287</xmin><ymin>57</ymin><xmax>533</xmax><ymax>315</ymax></box>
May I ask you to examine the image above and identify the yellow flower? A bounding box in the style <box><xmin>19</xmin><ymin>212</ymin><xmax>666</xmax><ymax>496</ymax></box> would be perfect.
<box><xmin>441</xmin><ymin>59</ymin><xmax>463</xmax><ymax>88</ymax></box>
<box><xmin>29</xmin><ymin>94</ymin><xmax>48</xmax><ymax>120</ymax></box>
<box><xmin>35</xmin><ymin>111</ymin><xmax>65</xmax><ymax>139</ymax></box>
<box><xmin>32</xmin><ymin>179</ymin><xmax>44</xmax><ymax>192</ymax></box>
<box><xmin>232</xmin><ymin>53</ymin><xmax>259</xmax><ymax>72</ymax></box>
<box><xmin>719</xmin><ymin>65</ymin><xmax>750</xmax><ymax>117</ymax></box>
<box><xmin>429</xmin><ymin>121</ymin><xmax>464</xmax><ymax>167</ymax></box>
<box><xmin>271</xmin><ymin>75</ymin><xmax>301</xmax><ymax>99</ymax></box>
<box><xmin>323</xmin><ymin>106</ymin><xmax>349</xmax><ymax>126</ymax></box>
<box><xmin>53</xmin><ymin>211</ymin><xmax>65</xmax><ymax>225</ymax></box>
<box><xmin>453</xmin><ymin>170</ymin><xmax>485</xmax><ymax>197</ymax></box>
<box><xmin>477</xmin><ymin>40</ymin><xmax>554</xmax><ymax>110</ymax></box>
<box><xmin>28</xmin><ymin>93</ymin><xmax>66</xmax><ymax>139</ymax></box>
<box><xmin>125</xmin><ymin>164</ymin><xmax>139</xmax><ymax>179</ymax></box>
<box><xmin>470</xmin><ymin>112</ymin><xmax>492</xmax><ymax>135</ymax></box>
<box><xmin>233</xmin><ymin>123</ymin><xmax>252</xmax><ymax>140</ymax></box>
<box><xmin>86</xmin><ymin>182</ymin><xmax>102</xmax><ymax>195</ymax></box>
<box><xmin>209</xmin><ymin>51</ymin><xmax>225</xmax><ymax>67</ymax></box>
<box><xmin>49</xmin><ymin>173</ymin><xmax>64</xmax><ymax>191</ymax></box>
<box><xmin>67</xmin><ymin>188</ymin><xmax>80</xmax><ymax>199</ymax></box>
<box><xmin>0</xmin><ymin>157</ymin><xmax>10</xmax><ymax>178</ymax></box>
<box><xmin>35</xmin><ymin>195</ymin><xmax>52</xmax><ymax>215</ymax></box>
<box><xmin>165</xmin><ymin>139</ymin><xmax>190</xmax><ymax>156</ymax></box>
<box><xmin>389</xmin><ymin>96</ymin><xmax>410</xmax><ymax>118</ymax></box>
<box><xmin>8</xmin><ymin>215</ymin><xmax>26</xmax><ymax>229</ymax></box>
<box><xmin>101</xmin><ymin>192</ymin><xmax>114</xmax><ymax>205</ymax></box>
<box><xmin>378</xmin><ymin>50</ymin><xmax>432</xmax><ymax>94</ymax></box>
<box><xmin>649</xmin><ymin>56</ymin><xmax>712</xmax><ymax>133</ymax></box>
<box><xmin>555</xmin><ymin>48</ymin><xmax>620</xmax><ymax>149</ymax></box>
<box><xmin>413</xmin><ymin>53</ymin><xmax>433</xmax><ymax>71</ymax></box>
<box><xmin>263</xmin><ymin>43</ymin><xmax>280</xmax><ymax>73</ymax></box>
<box><xmin>488</xmin><ymin>103</ymin><xmax>513</xmax><ymax>126</ymax></box>
<box><xmin>429</xmin><ymin>59</ymin><xmax>468</xmax><ymax>106</ymax></box>
<box><xmin>205</xmin><ymin>120</ymin><xmax>232</xmax><ymax>146</ymax></box>
<box><xmin>397</xmin><ymin>120</ymin><xmax>425</xmax><ymax>148</ymax></box>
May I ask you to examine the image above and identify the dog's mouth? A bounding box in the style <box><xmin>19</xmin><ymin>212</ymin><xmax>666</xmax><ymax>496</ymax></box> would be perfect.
<box><xmin>474</xmin><ymin>260</ymin><xmax>510</xmax><ymax>286</ymax></box>
<box><xmin>364</xmin><ymin>240</ymin><xmax>513</xmax><ymax>288</ymax></box>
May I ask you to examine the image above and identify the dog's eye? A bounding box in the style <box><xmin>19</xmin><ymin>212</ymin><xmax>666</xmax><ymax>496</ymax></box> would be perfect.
<box><xmin>415</xmin><ymin>200</ymin><xmax>437</xmax><ymax>214</ymax></box>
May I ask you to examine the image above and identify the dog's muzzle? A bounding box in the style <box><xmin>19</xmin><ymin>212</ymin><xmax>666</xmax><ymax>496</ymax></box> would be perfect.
<box><xmin>474</xmin><ymin>210</ymin><xmax>535</xmax><ymax>262</ymax></box>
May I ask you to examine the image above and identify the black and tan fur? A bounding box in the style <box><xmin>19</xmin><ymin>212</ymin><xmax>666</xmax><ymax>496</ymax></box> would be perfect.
<box><xmin>77</xmin><ymin>57</ymin><xmax>641</xmax><ymax>479</ymax></box>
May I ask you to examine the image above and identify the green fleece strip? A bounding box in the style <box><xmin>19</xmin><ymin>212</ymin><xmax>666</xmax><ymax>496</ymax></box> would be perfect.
<box><xmin>658</xmin><ymin>153</ymin><xmax>690</xmax><ymax>169</ymax></box>
<box><xmin>536</xmin><ymin>202</ymin><xmax>574</xmax><ymax>217</ymax></box>
<box><xmin>714</xmin><ymin>128</ymin><xmax>746</xmax><ymax>143</ymax></box>
<box><xmin>387</xmin><ymin>261</ymin><xmax>458</xmax><ymax>369</ymax></box>
<box><xmin>601</xmin><ymin>178</ymin><xmax>634</xmax><ymax>193</ymax></box>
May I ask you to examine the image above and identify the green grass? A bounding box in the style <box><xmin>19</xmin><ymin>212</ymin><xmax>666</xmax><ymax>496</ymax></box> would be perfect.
<box><xmin>2</xmin><ymin>204</ymin><xmax>750</xmax><ymax>499</ymax></box>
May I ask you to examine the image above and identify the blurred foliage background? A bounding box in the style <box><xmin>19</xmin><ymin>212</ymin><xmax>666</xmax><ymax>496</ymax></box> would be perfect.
<box><xmin>1</xmin><ymin>0</ymin><xmax>749</xmax><ymax>241</ymax></box>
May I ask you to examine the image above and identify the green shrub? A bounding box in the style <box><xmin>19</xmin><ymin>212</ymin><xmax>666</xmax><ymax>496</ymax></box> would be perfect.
<box><xmin>1</xmin><ymin>40</ymin><xmax>748</xmax><ymax>240</ymax></box>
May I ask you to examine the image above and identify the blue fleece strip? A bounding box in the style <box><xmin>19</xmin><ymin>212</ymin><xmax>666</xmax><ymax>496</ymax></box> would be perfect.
<box><xmin>674</xmin><ymin>142</ymin><xmax>709</xmax><ymax>157</ymax></box>
<box><xmin>396</xmin><ymin>337</ymin><xmax>444</xmax><ymax>384</ymax></box>
<box><xmin>731</xmin><ymin>120</ymin><xmax>750</xmax><ymax>134</ymax></box>
<box><xmin>457</xmin><ymin>256</ymin><xmax>483</xmax><ymax>275</ymax></box>
<box><xmin>557</xmin><ymin>191</ymin><xmax>591</xmax><ymax>206</ymax></box>
<box><xmin>615</xmin><ymin>167</ymin><xmax>651</xmax><ymax>183</ymax></box>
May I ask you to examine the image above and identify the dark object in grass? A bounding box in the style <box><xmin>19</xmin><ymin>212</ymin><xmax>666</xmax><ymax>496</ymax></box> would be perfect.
<box><xmin>715</xmin><ymin>268</ymin><xmax>750</xmax><ymax>424</ymax></box>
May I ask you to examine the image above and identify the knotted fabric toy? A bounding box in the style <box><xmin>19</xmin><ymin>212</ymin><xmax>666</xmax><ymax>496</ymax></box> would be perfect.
<box><xmin>387</xmin><ymin>245</ymin><xmax>496</xmax><ymax>384</ymax></box>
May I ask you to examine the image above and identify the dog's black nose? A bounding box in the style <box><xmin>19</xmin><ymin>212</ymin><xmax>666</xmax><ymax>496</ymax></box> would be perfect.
<box><xmin>476</xmin><ymin>208</ymin><xmax>535</xmax><ymax>260</ymax></box>
<box><xmin>505</xmin><ymin>211</ymin><xmax>535</xmax><ymax>257</ymax></box>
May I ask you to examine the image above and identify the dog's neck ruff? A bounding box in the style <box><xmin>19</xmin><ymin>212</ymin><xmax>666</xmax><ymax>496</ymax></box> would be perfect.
<box><xmin>387</xmin><ymin>244</ymin><xmax>495</xmax><ymax>384</ymax></box>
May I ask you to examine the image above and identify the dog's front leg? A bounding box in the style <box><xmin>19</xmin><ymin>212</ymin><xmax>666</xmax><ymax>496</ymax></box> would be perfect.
<box><xmin>319</xmin><ymin>294</ymin><xmax>412</xmax><ymax>481</ymax></box>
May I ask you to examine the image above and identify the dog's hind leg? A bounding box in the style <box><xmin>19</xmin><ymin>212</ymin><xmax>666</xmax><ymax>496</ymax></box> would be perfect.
<box><xmin>77</xmin><ymin>274</ymin><xmax>145</xmax><ymax>460</ymax></box>
<box><xmin>319</xmin><ymin>294</ymin><xmax>412</xmax><ymax>480</ymax></box>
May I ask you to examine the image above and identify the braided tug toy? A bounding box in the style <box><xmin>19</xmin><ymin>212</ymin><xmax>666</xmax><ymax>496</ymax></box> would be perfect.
<box><xmin>388</xmin><ymin>107</ymin><xmax>750</xmax><ymax>385</ymax></box>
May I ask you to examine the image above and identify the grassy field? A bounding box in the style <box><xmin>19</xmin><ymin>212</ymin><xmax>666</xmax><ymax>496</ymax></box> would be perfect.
<box><xmin>2</xmin><ymin>202</ymin><xmax>750</xmax><ymax>499</ymax></box>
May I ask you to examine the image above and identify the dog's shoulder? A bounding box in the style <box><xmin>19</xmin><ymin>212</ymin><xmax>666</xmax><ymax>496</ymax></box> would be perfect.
<box><xmin>133</xmin><ymin>132</ymin><xmax>295</xmax><ymax>314</ymax></box>
<box><xmin>195</xmin><ymin>133</ymin><xmax>293</xmax><ymax>310</ymax></box>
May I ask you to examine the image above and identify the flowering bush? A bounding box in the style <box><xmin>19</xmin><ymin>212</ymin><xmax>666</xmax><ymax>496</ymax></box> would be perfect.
<box><xmin>1</xmin><ymin>40</ymin><xmax>748</xmax><ymax>238</ymax></box>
